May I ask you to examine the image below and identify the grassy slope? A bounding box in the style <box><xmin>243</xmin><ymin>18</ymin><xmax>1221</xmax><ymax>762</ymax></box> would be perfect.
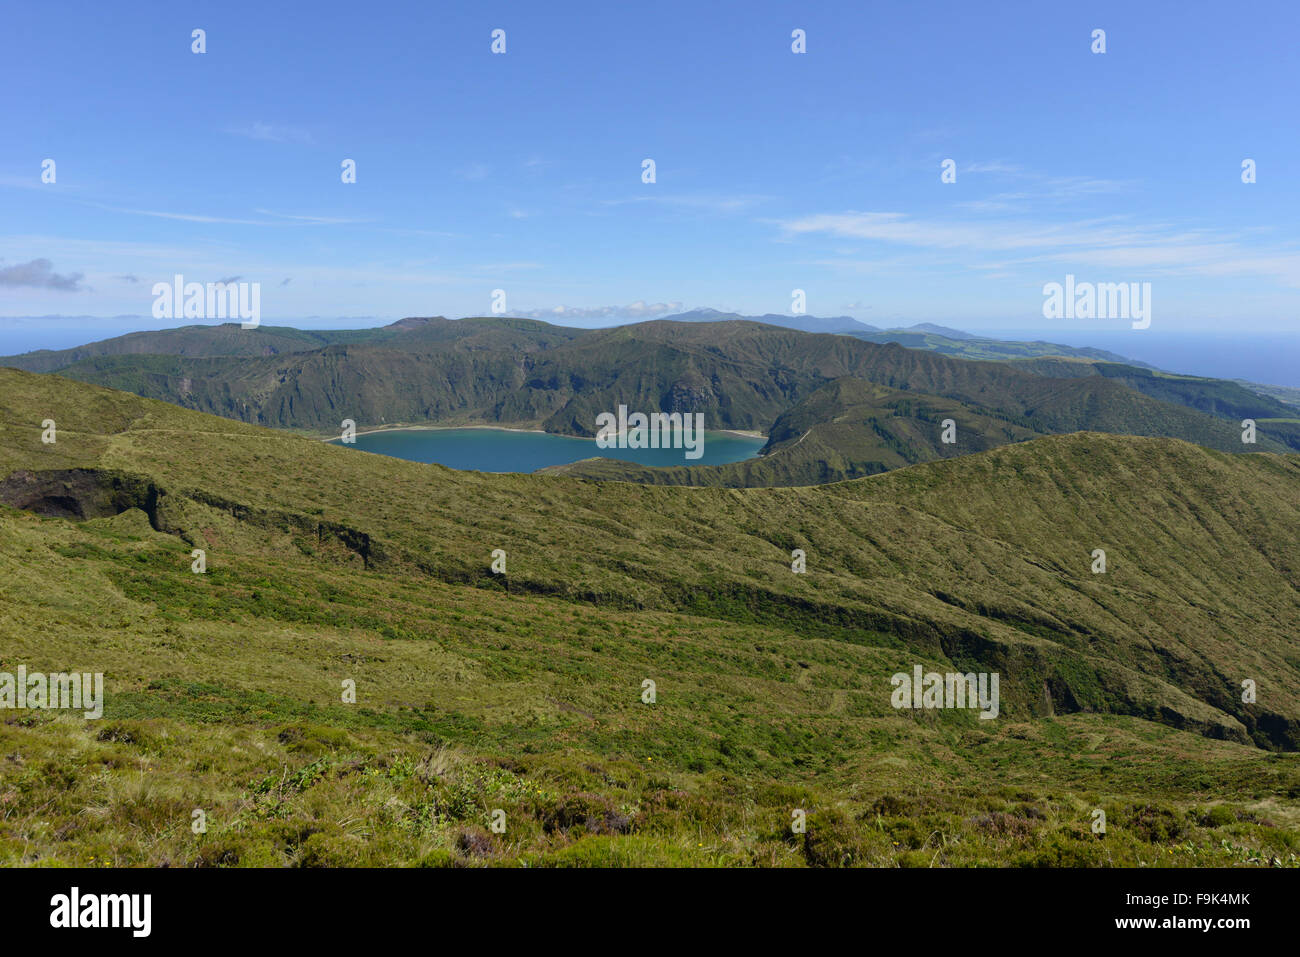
<box><xmin>1238</xmin><ymin>380</ymin><xmax>1300</xmax><ymax>409</ymax></box>
<box><xmin>543</xmin><ymin>379</ymin><xmax>1044</xmax><ymax>485</ymax></box>
<box><xmin>1</xmin><ymin>368</ymin><xmax>1298</xmax><ymax>867</ymax></box>
<box><xmin>0</xmin><ymin>316</ymin><xmax>590</xmax><ymax>373</ymax></box>
<box><xmin>1010</xmin><ymin>358</ymin><xmax>1298</xmax><ymax>424</ymax></box>
<box><xmin>547</xmin><ymin>372</ymin><xmax>1289</xmax><ymax>486</ymax></box>
<box><xmin>846</xmin><ymin>329</ymin><xmax>1298</xmax><ymax>416</ymax></box>
<box><xmin>0</xmin><ymin>324</ymin><xmax>388</xmax><ymax>373</ymax></box>
<box><xmin>844</xmin><ymin>329</ymin><xmax>1149</xmax><ymax>365</ymax></box>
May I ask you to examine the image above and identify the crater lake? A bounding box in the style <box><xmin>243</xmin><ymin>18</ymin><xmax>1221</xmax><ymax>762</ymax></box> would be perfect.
<box><xmin>328</xmin><ymin>427</ymin><xmax>766</xmax><ymax>472</ymax></box>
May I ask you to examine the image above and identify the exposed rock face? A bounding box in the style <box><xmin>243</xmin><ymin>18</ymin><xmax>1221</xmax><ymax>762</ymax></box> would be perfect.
<box><xmin>0</xmin><ymin>468</ymin><xmax>163</xmax><ymax>526</ymax></box>
<box><xmin>0</xmin><ymin>467</ymin><xmax>384</xmax><ymax>570</ymax></box>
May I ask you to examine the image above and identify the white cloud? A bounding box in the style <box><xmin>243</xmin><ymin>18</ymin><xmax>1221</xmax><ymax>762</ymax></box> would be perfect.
<box><xmin>0</xmin><ymin>258</ymin><xmax>85</xmax><ymax>291</ymax></box>
<box><xmin>513</xmin><ymin>301</ymin><xmax>684</xmax><ymax>321</ymax></box>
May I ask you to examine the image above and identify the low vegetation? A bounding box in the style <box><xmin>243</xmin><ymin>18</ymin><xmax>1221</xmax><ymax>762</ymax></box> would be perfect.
<box><xmin>1</xmin><ymin>368</ymin><xmax>1297</xmax><ymax>866</ymax></box>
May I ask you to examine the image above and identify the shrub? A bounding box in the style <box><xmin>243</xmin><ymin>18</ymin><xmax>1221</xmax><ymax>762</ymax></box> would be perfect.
<box><xmin>455</xmin><ymin>828</ymin><xmax>495</xmax><ymax>859</ymax></box>
<box><xmin>802</xmin><ymin>808</ymin><xmax>873</xmax><ymax>867</ymax></box>
<box><xmin>1120</xmin><ymin>804</ymin><xmax>1188</xmax><ymax>843</ymax></box>
<box><xmin>1198</xmin><ymin>805</ymin><xmax>1236</xmax><ymax>828</ymax></box>
<box><xmin>541</xmin><ymin>792</ymin><xmax>633</xmax><ymax>836</ymax></box>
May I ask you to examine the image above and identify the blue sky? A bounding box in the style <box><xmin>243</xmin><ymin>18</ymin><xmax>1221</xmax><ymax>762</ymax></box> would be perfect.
<box><xmin>2</xmin><ymin>0</ymin><xmax>1298</xmax><ymax>347</ymax></box>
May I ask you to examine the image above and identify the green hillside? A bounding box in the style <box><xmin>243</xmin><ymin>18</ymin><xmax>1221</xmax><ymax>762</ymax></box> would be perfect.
<box><xmin>0</xmin><ymin>315</ymin><xmax>589</xmax><ymax>373</ymax></box>
<box><xmin>844</xmin><ymin>328</ymin><xmax>1148</xmax><ymax>365</ymax></box>
<box><xmin>1237</xmin><ymin>380</ymin><xmax>1300</xmax><ymax>409</ymax></box>
<box><xmin>5</xmin><ymin>319</ymin><xmax>1294</xmax><ymax>464</ymax></box>
<box><xmin>1</xmin><ymin>368</ymin><xmax>1297</xmax><ymax>867</ymax></box>
<box><xmin>548</xmin><ymin>372</ymin><xmax>1289</xmax><ymax>487</ymax></box>
<box><xmin>4</xmin><ymin>323</ymin><xmax>385</xmax><ymax>373</ymax></box>
<box><xmin>1009</xmin><ymin>358</ymin><xmax>1297</xmax><ymax>421</ymax></box>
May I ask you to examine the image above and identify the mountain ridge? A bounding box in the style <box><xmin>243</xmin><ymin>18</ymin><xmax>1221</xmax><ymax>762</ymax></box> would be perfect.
<box><xmin>4</xmin><ymin>319</ymin><xmax>1295</xmax><ymax>488</ymax></box>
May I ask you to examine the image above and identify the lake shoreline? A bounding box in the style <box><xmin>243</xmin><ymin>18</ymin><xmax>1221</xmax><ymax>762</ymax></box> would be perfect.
<box><xmin>321</xmin><ymin>423</ymin><xmax>768</xmax><ymax>472</ymax></box>
<box><xmin>322</xmin><ymin>423</ymin><xmax>548</xmax><ymax>442</ymax></box>
<box><xmin>322</xmin><ymin>423</ymin><xmax>768</xmax><ymax>442</ymax></box>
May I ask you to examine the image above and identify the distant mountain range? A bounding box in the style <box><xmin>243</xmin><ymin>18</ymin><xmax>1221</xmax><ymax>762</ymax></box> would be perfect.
<box><xmin>661</xmin><ymin>310</ymin><xmax>1149</xmax><ymax>360</ymax></box>
<box><xmin>663</xmin><ymin>310</ymin><xmax>1002</xmax><ymax>342</ymax></box>
<box><xmin>1</xmin><ymin>311</ymin><xmax>1159</xmax><ymax>370</ymax></box>
<box><xmin>660</xmin><ymin>308</ymin><xmax>874</xmax><ymax>334</ymax></box>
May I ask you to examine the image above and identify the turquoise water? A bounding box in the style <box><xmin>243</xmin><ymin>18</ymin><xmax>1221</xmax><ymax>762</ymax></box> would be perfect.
<box><xmin>329</xmin><ymin>427</ymin><xmax>765</xmax><ymax>472</ymax></box>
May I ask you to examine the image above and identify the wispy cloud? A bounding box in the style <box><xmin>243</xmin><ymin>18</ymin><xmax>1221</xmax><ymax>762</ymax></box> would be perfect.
<box><xmin>961</xmin><ymin>160</ymin><xmax>1024</xmax><ymax>175</ymax></box>
<box><xmin>781</xmin><ymin>210</ymin><xmax>1300</xmax><ymax>286</ymax></box>
<box><xmin>781</xmin><ymin>210</ymin><xmax>1206</xmax><ymax>253</ymax></box>
<box><xmin>253</xmin><ymin>208</ymin><xmax>366</xmax><ymax>225</ymax></box>
<box><xmin>602</xmin><ymin>193</ymin><xmax>768</xmax><ymax>214</ymax></box>
<box><xmin>88</xmin><ymin>203</ymin><xmax>275</xmax><ymax>226</ymax></box>
<box><xmin>0</xmin><ymin>173</ymin><xmax>71</xmax><ymax>191</ymax></box>
<box><xmin>227</xmin><ymin>122</ymin><xmax>314</xmax><ymax>145</ymax></box>
<box><xmin>84</xmin><ymin>203</ymin><xmax>363</xmax><ymax>226</ymax></box>
<box><xmin>474</xmin><ymin>262</ymin><xmax>543</xmax><ymax>272</ymax></box>
<box><xmin>951</xmin><ymin>163</ymin><xmax>1132</xmax><ymax>213</ymax></box>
